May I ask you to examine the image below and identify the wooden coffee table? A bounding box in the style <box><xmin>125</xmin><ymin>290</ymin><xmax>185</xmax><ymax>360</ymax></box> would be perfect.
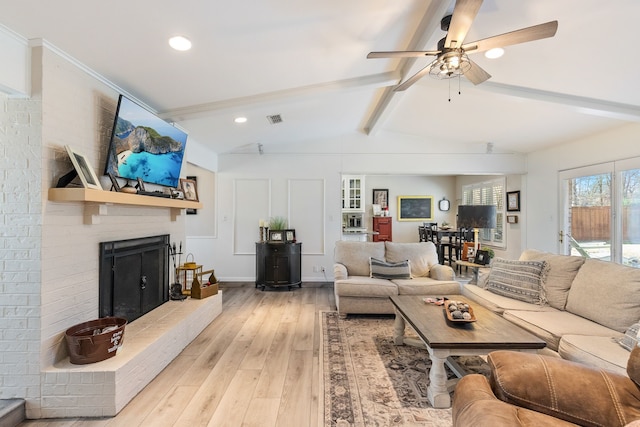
<box><xmin>389</xmin><ymin>295</ymin><xmax>546</xmax><ymax>408</ymax></box>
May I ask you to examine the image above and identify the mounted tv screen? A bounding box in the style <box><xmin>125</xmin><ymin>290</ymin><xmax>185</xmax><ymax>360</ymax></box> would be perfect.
<box><xmin>105</xmin><ymin>95</ymin><xmax>188</xmax><ymax>188</ymax></box>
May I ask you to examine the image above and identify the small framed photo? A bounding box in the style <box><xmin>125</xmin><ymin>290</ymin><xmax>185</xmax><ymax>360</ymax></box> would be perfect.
<box><xmin>284</xmin><ymin>229</ymin><xmax>296</xmax><ymax>242</ymax></box>
<box><xmin>506</xmin><ymin>191</ymin><xmax>520</xmax><ymax>212</ymax></box>
<box><xmin>462</xmin><ymin>242</ymin><xmax>475</xmax><ymax>261</ymax></box>
<box><xmin>507</xmin><ymin>215</ymin><xmax>519</xmax><ymax>224</ymax></box>
<box><xmin>64</xmin><ymin>145</ymin><xmax>102</xmax><ymax>190</ymax></box>
<box><xmin>107</xmin><ymin>173</ymin><xmax>121</xmax><ymax>192</ymax></box>
<box><xmin>180</xmin><ymin>178</ymin><xmax>199</xmax><ymax>202</ymax></box>
<box><xmin>475</xmin><ymin>249</ymin><xmax>491</xmax><ymax>266</ymax></box>
<box><xmin>269</xmin><ymin>230</ymin><xmax>284</xmax><ymax>242</ymax></box>
<box><xmin>372</xmin><ymin>189</ymin><xmax>389</xmax><ymax>209</ymax></box>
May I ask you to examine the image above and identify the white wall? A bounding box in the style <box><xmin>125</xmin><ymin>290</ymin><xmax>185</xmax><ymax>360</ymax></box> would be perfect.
<box><xmin>526</xmin><ymin>123</ymin><xmax>640</xmax><ymax>253</ymax></box>
<box><xmin>0</xmin><ymin>24</ymin><xmax>29</xmax><ymax>95</ymax></box>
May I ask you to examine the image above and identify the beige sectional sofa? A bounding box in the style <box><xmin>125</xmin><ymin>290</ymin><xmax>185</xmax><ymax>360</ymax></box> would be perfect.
<box><xmin>333</xmin><ymin>240</ymin><xmax>460</xmax><ymax>316</ymax></box>
<box><xmin>462</xmin><ymin>249</ymin><xmax>640</xmax><ymax>375</ymax></box>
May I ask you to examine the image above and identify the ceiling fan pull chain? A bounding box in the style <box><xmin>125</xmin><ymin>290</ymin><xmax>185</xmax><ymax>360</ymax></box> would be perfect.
<box><xmin>448</xmin><ymin>78</ymin><xmax>451</xmax><ymax>102</ymax></box>
<box><xmin>458</xmin><ymin>74</ymin><xmax>462</xmax><ymax>96</ymax></box>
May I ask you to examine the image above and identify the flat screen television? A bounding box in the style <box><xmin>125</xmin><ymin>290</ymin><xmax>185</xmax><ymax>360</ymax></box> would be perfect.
<box><xmin>105</xmin><ymin>95</ymin><xmax>188</xmax><ymax>188</ymax></box>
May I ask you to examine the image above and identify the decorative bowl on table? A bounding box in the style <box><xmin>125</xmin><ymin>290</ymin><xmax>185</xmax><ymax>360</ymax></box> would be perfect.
<box><xmin>444</xmin><ymin>300</ymin><xmax>477</xmax><ymax>323</ymax></box>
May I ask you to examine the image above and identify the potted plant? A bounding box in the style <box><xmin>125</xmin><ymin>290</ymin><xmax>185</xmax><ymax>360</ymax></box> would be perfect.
<box><xmin>268</xmin><ymin>216</ymin><xmax>288</xmax><ymax>230</ymax></box>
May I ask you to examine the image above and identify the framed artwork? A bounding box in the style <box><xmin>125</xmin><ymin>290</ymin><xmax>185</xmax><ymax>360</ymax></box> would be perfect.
<box><xmin>475</xmin><ymin>249</ymin><xmax>491</xmax><ymax>265</ymax></box>
<box><xmin>285</xmin><ymin>229</ymin><xmax>296</xmax><ymax>242</ymax></box>
<box><xmin>506</xmin><ymin>190</ymin><xmax>520</xmax><ymax>212</ymax></box>
<box><xmin>180</xmin><ymin>178</ymin><xmax>199</xmax><ymax>202</ymax></box>
<box><xmin>507</xmin><ymin>215</ymin><xmax>519</xmax><ymax>224</ymax></box>
<box><xmin>64</xmin><ymin>145</ymin><xmax>102</xmax><ymax>190</ymax></box>
<box><xmin>461</xmin><ymin>242</ymin><xmax>475</xmax><ymax>261</ymax></box>
<box><xmin>372</xmin><ymin>189</ymin><xmax>389</xmax><ymax>209</ymax></box>
<box><xmin>269</xmin><ymin>230</ymin><xmax>284</xmax><ymax>242</ymax></box>
<box><xmin>397</xmin><ymin>196</ymin><xmax>433</xmax><ymax>221</ymax></box>
<box><xmin>185</xmin><ymin>175</ymin><xmax>198</xmax><ymax>214</ymax></box>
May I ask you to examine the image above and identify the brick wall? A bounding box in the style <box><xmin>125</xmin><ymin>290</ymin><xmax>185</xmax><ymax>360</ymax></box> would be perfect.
<box><xmin>0</xmin><ymin>91</ymin><xmax>43</xmax><ymax>407</ymax></box>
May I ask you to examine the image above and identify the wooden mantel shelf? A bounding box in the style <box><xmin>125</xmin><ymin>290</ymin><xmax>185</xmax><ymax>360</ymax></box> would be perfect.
<box><xmin>48</xmin><ymin>188</ymin><xmax>203</xmax><ymax>224</ymax></box>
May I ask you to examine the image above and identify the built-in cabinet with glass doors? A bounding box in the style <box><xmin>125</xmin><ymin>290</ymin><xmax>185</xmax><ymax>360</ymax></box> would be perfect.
<box><xmin>342</xmin><ymin>175</ymin><xmax>365</xmax><ymax>212</ymax></box>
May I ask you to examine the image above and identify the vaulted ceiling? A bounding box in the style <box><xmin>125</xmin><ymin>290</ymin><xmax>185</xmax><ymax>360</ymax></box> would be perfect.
<box><xmin>1</xmin><ymin>0</ymin><xmax>639</xmax><ymax>155</ymax></box>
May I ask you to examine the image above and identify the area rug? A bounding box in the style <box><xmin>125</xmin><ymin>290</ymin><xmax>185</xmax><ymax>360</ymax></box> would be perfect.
<box><xmin>319</xmin><ymin>311</ymin><xmax>490</xmax><ymax>427</ymax></box>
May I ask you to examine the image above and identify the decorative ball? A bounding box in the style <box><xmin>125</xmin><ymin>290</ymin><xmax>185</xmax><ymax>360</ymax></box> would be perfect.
<box><xmin>452</xmin><ymin>310</ymin><xmax>464</xmax><ymax>319</ymax></box>
<box><xmin>462</xmin><ymin>312</ymin><xmax>472</xmax><ymax>320</ymax></box>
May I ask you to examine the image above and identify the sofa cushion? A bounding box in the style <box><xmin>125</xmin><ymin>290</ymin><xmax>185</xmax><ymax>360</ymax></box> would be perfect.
<box><xmin>487</xmin><ymin>350</ymin><xmax>640</xmax><ymax>427</ymax></box>
<box><xmin>369</xmin><ymin>257</ymin><xmax>411</xmax><ymax>280</ymax></box>
<box><xmin>393</xmin><ymin>277</ymin><xmax>460</xmax><ymax>295</ymax></box>
<box><xmin>334</xmin><ymin>241</ymin><xmax>385</xmax><ymax>277</ymax></box>
<box><xmin>384</xmin><ymin>241</ymin><xmax>439</xmax><ymax>277</ymax></box>
<box><xmin>462</xmin><ymin>284</ymin><xmax>556</xmax><ymax>315</ymax></box>
<box><xmin>565</xmin><ymin>258</ymin><xmax>640</xmax><ymax>333</ymax></box>
<box><xmin>502</xmin><ymin>310</ymin><xmax>619</xmax><ymax>351</ymax></box>
<box><xmin>519</xmin><ymin>249</ymin><xmax>586</xmax><ymax>310</ymax></box>
<box><xmin>334</xmin><ymin>276</ymin><xmax>398</xmax><ymax>298</ymax></box>
<box><xmin>558</xmin><ymin>334</ymin><xmax>627</xmax><ymax>376</ymax></box>
<box><xmin>485</xmin><ymin>258</ymin><xmax>548</xmax><ymax>305</ymax></box>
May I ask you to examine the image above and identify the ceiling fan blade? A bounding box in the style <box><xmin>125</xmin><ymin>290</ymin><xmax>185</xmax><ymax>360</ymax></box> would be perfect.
<box><xmin>465</xmin><ymin>59</ymin><xmax>491</xmax><ymax>85</ymax></box>
<box><xmin>367</xmin><ymin>51</ymin><xmax>440</xmax><ymax>59</ymax></box>
<box><xmin>462</xmin><ymin>21</ymin><xmax>558</xmax><ymax>54</ymax></box>
<box><xmin>394</xmin><ymin>61</ymin><xmax>436</xmax><ymax>91</ymax></box>
<box><xmin>445</xmin><ymin>0</ymin><xmax>483</xmax><ymax>49</ymax></box>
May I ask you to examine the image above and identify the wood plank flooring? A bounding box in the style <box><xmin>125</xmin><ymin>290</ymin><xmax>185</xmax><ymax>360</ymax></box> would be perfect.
<box><xmin>19</xmin><ymin>282</ymin><xmax>335</xmax><ymax>427</ymax></box>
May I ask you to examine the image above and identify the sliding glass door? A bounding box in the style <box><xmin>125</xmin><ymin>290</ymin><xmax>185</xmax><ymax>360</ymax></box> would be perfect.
<box><xmin>559</xmin><ymin>158</ymin><xmax>640</xmax><ymax>267</ymax></box>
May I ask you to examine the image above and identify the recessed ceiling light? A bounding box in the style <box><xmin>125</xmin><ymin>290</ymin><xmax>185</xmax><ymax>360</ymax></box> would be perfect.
<box><xmin>234</xmin><ymin>117</ymin><xmax>247</xmax><ymax>124</ymax></box>
<box><xmin>485</xmin><ymin>48</ymin><xmax>504</xmax><ymax>59</ymax></box>
<box><xmin>169</xmin><ymin>36</ymin><xmax>192</xmax><ymax>51</ymax></box>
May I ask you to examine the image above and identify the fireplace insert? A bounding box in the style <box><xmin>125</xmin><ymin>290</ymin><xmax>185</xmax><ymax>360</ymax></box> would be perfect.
<box><xmin>99</xmin><ymin>235</ymin><xmax>170</xmax><ymax>322</ymax></box>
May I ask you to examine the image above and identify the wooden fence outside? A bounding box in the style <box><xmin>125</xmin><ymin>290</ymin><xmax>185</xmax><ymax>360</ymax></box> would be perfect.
<box><xmin>571</xmin><ymin>206</ymin><xmax>640</xmax><ymax>242</ymax></box>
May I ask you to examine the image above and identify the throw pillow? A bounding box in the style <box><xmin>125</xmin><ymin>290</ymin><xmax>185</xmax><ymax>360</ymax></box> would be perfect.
<box><xmin>370</xmin><ymin>257</ymin><xmax>412</xmax><ymax>280</ymax></box>
<box><xmin>618</xmin><ymin>322</ymin><xmax>640</xmax><ymax>351</ymax></box>
<box><xmin>486</xmin><ymin>258</ymin><xmax>548</xmax><ymax>305</ymax></box>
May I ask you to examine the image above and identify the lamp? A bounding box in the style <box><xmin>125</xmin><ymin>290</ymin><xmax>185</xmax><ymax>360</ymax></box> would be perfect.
<box><xmin>457</xmin><ymin>205</ymin><xmax>497</xmax><ymax>254</ymax></box>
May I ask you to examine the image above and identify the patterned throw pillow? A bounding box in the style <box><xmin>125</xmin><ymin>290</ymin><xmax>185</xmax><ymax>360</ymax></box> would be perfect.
<box><xmin>486</xmin><ymin>258</ymin><xmax>548</xmax><ymax>305</ymax></box>
<box><xmin>618</xmin><ymin>323</ymin><xmax>640</xmax><ymax>351</ymax></box>
<box><xmin>369</xmin><ymin>257</ymin><xmax>412</xmax><ymax>280</ymax></box>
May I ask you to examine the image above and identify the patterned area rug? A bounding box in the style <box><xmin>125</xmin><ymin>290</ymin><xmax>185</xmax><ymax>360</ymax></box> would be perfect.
<box><xmin>320</xmin><ymin>311</ymin><xmax>490</xmax><ymax>427</ymax></box>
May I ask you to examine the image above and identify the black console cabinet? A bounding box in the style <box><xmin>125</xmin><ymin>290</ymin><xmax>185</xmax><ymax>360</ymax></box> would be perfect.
<box><xmin>255</xmin><ymin>242</ymin><xmax>302</xmax><ymax>290</ymax></box>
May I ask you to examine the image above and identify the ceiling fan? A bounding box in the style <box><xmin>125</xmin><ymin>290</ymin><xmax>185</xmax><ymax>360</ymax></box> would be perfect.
<box><xmin>367</xmin><ymin>0</ymin><xmax>558</xmax><ymax>91</ymax></box>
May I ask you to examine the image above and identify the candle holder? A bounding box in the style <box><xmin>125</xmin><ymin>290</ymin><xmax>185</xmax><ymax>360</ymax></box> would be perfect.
<box><xmin>259</xmin><ymin>226</ymin><xmax>264</xmax><ymax>242</ymax></box>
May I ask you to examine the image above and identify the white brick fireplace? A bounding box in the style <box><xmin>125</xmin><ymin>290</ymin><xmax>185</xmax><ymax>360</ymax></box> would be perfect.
<box><xmin>0</xmin><ymin>44</ymin><xmax>218</xmax><ymax>419</ymax></box>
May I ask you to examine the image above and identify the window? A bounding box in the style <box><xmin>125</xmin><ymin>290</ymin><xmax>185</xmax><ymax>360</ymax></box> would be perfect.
<box><xmin>462</xmin><ymin>177</ymin><xmax>505</xmax><ymax>248</ymax></box>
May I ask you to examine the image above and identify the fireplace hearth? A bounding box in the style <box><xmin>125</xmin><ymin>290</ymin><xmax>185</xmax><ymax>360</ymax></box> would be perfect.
<box><xmin>99</xmin><ymin>235</ymin><xmax>169</xmax><ymax>322</ymax></box>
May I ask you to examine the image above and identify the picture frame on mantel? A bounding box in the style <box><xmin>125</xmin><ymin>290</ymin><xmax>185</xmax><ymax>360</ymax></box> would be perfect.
<box><xmin>64</xmin><ymin>145</ymin><xmax>103</xmax><ymax>190</ymax></box>
<box><xmin>184</xmin><ymin>175</ymin><xmax>198</xmax><ymax>214</ymax></box>
<box><xmin>506</xmin><ymin>191</ymin><xmax>521</xmax><ymax>212</ymax></box>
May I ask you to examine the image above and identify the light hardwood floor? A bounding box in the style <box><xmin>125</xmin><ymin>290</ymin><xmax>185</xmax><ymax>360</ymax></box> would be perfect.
<box><xmin>20</xmin><ymin>282</ymin><xmax>335</xmax><ymax>427</ymax></box>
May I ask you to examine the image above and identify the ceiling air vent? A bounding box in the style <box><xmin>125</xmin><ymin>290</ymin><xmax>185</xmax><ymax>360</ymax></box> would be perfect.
<box><xmin>266</xmin><ymin>114</ymin><xmax>283</xmax><ymax>124</ymax></box>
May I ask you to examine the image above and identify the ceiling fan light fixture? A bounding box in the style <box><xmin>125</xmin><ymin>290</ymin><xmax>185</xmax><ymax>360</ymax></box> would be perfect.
<box><xmin>429</xmin><ymin>51</ymin><xmax>470</xmax><ymax>80</ymax></box>
<box><xmin>485</xmin><ymin>48</ymin><xmax>504</xmax><ymax>59</ymax></box>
